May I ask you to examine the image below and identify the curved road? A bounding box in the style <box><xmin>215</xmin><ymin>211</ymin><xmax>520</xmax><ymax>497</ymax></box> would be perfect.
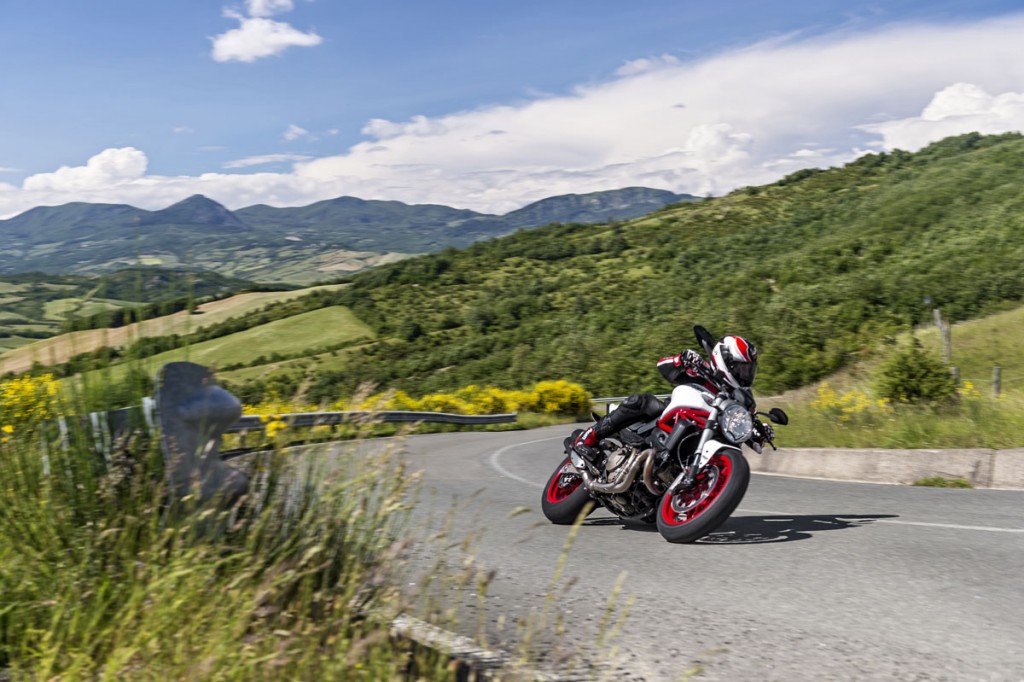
<box><xmin>340</xmin><ymin>425</ymin><xmax>1024</xmax><ymax>680</ymax></box>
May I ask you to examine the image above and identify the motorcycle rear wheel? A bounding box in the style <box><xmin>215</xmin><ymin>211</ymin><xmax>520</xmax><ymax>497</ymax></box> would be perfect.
<box><xmin>655</xmin><ymin>448</ymin><xmax>749</xmax><ymax>543</ymax></box>
<box><xmin>541</xmin><ymin>456</ymin><xmax>595</xmax><ymax>525</ymax></box>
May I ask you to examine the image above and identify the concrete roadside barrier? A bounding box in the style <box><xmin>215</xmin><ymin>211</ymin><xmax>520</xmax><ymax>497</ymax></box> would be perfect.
<box><xmin>990</xmin><ymin>448</ymin><xmax>1024</xmax><ymax>489</ymax></box>
<box><xmin>747</xmin><ymin>447</ymin><xmax>1024</xmax><ymax>489</ymax></box>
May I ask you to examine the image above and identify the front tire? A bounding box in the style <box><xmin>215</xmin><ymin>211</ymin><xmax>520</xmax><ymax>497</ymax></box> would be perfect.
<box><xmin>541</xmin><ymin>457</ymin><xmax>595</xmax><ymax>525</ymax></box>
<box><xmin>656</xmin><ymin>449</ymin><xmax>749</xmax><ymax>543</ymax></box>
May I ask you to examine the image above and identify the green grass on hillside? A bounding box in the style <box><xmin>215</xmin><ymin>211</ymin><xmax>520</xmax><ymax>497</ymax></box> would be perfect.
<box><xmin>915</xmin><ymin>305</ymin><xmax>1024</xmax><ymax>393</ymax></box>
<box><xmin>43</xmin><ymin>297</ymin><xmax>133</xmax><ymax>321</ymax></box>
<box><xmin>96</xmin><ymin>306</ymin><xmax>372</xmax><ymax>384</ymax></box>
<box><xmin>765</xmin><ymin>302</ymin><xmax>1024</xmax><ymax>449</ymax></box>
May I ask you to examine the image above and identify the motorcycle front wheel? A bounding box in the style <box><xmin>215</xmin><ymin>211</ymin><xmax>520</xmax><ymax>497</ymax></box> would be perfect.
<box><xmin>541</xmin><ymin>456</ymin><xmax>595</xmax><ymax>525</ymax></box>
<box><xmin>655</xmin><ymin>448</ymin><xmax>750</xmax><ymax>543</ymax></box>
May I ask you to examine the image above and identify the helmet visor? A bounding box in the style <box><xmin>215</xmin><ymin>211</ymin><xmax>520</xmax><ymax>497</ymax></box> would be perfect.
<box><xmin>728</xmin><ymin>358</ymin><xmax>757</xmax><ymax>387</ymax></box>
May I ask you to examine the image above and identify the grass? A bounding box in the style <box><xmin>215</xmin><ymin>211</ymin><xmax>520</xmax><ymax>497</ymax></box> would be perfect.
<box><xmin>916</xmin><ymin>304</ymin><xmax>1024</xmax><ymax>392</ymax></box>
<box><xmin>140</xmin><ymin>305</ymin><xmax>371</xmax><ymax>368</ymax></box>
<box><xmin>769</xmin><ymin>385</ymin><xmax>1024</xmax><ymax>449</ymax></box>
<box><xmin>0</xmin><ymin>284</ymin><xmax>349</xmax><ymax>374</ymax></box>
<box><xmin>913</xmin><ymin>476</ymin><xmax>974</xmax><ymax>488</ymax></box>
<box><xmin>43</xmin><ymin>297</ymin><xmax>133</xmax><ymax>321</ymax></box>
<box><xmin>0</xmin><ymin>375</ymin><xmax>622</xmax><ymax>680</ymax></box>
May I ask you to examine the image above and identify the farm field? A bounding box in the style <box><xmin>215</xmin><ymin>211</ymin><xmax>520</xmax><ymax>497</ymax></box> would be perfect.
<box><xmin>0</xmin><ymin>284</ymin><xmax>348</xmax><ymax>374</ymax></box>
<box><xmin>85</xmin><ymin>305</ymin><xmax>372</xmax><ymax>385</ymax></box>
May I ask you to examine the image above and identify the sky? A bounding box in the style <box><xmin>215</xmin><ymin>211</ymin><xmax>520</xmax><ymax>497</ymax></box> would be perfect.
<box><xmin>2</xmin><ymin>0</ymin><xmax>1024</xmax><ymax>218</ymax></box>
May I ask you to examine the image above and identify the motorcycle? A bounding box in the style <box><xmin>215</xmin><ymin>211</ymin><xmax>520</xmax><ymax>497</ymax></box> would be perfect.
<box><xmin>541</xmin><ymin>326</ymin><xmax>788</xmax><ymax>543</ymax></box>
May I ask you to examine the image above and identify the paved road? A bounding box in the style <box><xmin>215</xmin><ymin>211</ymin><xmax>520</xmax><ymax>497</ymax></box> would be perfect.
<box><xmin>338</xmin><ymin>425</ymin><xmax>1024</xmax><ymax>681</ymax></box>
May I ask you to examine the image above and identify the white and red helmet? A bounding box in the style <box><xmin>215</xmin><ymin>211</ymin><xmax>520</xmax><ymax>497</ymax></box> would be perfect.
<box><xmin>711</xmin><ymin>335</ymin><xmax>758</xmax><ymax>388</ymax></box>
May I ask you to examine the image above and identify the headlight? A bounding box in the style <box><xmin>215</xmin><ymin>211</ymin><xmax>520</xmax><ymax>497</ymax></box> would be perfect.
<box><xmin>721</xmin><ymin>403</ymin><xmax>754</xmax><ymax>444</ymax></box>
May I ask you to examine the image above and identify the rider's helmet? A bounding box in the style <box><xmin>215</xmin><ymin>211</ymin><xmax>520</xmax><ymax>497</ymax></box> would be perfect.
<box><xmin>711</xmin><ymin>335</ymin><xmax>758</xmax><ymax>388</ymax></box>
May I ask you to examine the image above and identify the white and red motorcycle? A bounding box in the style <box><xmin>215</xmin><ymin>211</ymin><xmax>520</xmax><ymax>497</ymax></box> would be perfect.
<box><xmin>541</xmin><ymin>326</ymin><xmax>788</xmax><ymax>543</ymax></box>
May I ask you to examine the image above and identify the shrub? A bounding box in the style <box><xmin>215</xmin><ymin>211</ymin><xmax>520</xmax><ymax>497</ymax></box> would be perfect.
<box><xmin>874</xmin><ymin>339</ymin><xmax>957</xmax><ymax>404</ymax></box>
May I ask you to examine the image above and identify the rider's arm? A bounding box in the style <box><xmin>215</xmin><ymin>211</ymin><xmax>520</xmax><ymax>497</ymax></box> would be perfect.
<box><xmin>657</xmin><ymin>349</ymin><xmax>711</xmax><ymax>385</ymax></box>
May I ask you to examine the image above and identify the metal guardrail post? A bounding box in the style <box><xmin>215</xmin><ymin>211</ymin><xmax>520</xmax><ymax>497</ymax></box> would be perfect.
<box><xmin>156</xmin><ymin>361</ymin><xmax>248</xmax><ymax>503</ymax></box>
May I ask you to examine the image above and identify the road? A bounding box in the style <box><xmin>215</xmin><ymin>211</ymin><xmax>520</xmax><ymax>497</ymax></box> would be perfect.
<box><xmin>335</xmin><ymin>425</ymin><xmax>1024</xmax><ymax>681</ymax></box>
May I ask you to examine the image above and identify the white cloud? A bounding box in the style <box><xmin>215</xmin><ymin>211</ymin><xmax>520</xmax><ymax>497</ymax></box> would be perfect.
<box><xmin>211</xmin><ymin>11</ymin><xmax>322</xmax><ymax>63</ymax></box>
<box><xmin>282</xmin><ymin>123</ymin><xmax>309</xmax><ymax>141</ymax></box>
<box><xmin>6</xmin><ymin>15</ymin><xmax>1024</xmax><ymax>219</ymax></box>
<box><xmin>247</xmin><ymin>0</ymin><xmax>294</xmax><ymax>18</ymax></box>
<box><xmin>223</xmin><ymin>153</ymin><xmax>312</xmax><ymax>168</ymax></box>
<box><xmin>615</xmin><ymin>54</ymin><xmax>680</xmax><ymax>77</ymax></box>
<box><xmin>860</xmin><ymin>82</ymin><xmax>1024</xmax><ymax>151</ymax></box>
<box><xmin>22</xmin><ymin>147</ymin><xmax>147</xmax><ymax>193</ymax></box>
<box><xmin>172</xmin><ymin>125</ymin><xmax>194</xmax><ymax>134</ymax></box>
<box><xmin>0</xmin><ymin>167</ymin><xmax>19</xmax><ymax>173</ymax></box>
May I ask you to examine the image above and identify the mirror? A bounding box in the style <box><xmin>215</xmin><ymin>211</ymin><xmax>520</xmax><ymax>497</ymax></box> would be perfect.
<box><xmin>767</xmin><ymin>407</ymin><xmax>789</xmax><ymax>425</ymax></box>
<box><xmin>693</xmin><ymin>325</ymin><xmax>717</xmax><ymax>356</ymax></box>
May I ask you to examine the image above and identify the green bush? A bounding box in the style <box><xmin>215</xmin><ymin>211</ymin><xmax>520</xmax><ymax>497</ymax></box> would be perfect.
<box><xmin>874</xmin><ymin>338</ymin><xmax>957</xmax><ymax>404</ymax></box>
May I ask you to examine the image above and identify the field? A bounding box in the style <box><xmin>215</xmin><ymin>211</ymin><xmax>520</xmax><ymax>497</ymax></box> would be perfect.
<box><xmin>0</xmin><ymin>284</ymin><xmax>348</xmax><ymax>374</ymax></box>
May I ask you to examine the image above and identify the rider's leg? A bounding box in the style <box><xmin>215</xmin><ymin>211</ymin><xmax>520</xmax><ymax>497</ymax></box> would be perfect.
<box><xmin>572</xmin><ymin>393</ymin><xmax>663</xmax><ymax>462</ymax></box>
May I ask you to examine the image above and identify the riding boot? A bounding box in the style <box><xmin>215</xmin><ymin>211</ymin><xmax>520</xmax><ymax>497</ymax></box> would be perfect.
<box><xmin>572</xmin><ymin>393</ymin><xmax>664</xmax><ymax>463</ymax></box>
<box><xmin>571</xmin><ymin>413</ymin><xmax>617</xmax><ymax>463</ymax></box>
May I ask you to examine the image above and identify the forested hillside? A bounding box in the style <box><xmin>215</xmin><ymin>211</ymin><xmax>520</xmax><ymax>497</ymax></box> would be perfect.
<box><xmin>304</xmin><ymin>132</ymin><xmax>1024</xmax><ymax>398</ymax></box>
<box><xmin>15</xmin><ymin>132</ymin><xmax>1024</xmax><ymax>404</ymax></box>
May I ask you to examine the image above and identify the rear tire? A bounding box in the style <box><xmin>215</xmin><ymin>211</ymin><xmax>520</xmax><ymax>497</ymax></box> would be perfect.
<box><xmin>541</xmin><ymin>456</ymin><xmax>595</xmax><ymax>525</ymax></box>
<box><xmin>656</xmin><ymin>449</ymin><xmax>749</xmax><ymax>543</ymax></box>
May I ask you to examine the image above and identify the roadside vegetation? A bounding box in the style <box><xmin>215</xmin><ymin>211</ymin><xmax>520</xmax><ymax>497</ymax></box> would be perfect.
<box><xmin>0</xmin><ymin>374</ymin><xmax>609</xmax><ymax>680</ymax></box>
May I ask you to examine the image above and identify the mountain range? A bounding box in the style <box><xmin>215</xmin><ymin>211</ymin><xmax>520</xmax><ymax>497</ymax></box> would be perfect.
<box><xmin>0</xmin><ymin>187</ymin><xmax>695</xmax><ymax>283</ymax></box>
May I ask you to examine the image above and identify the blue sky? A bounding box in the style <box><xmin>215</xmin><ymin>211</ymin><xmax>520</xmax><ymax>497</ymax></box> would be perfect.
<box><xmin>2</xmin><ymin>0</ymin><xmax>1024</xmax><ymax>217</ymax></box>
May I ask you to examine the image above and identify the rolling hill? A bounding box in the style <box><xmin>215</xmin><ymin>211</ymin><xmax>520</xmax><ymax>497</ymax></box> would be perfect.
<box><xmin>14</xmin><ymin>132</ymin><xmax>1024</xmax><ymax>408</ymax></box>
<box><xmin>0</xmin><ymin>187</ymin><xmax>695</xmax><ymax>283</ymax></box>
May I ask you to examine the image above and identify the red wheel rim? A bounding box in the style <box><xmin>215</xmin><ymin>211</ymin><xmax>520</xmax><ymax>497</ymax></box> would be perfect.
<box><xmin>660</xmin><ymin>453</ymin><xmax>732</xmax><ymax>526</ymax></box>
<box><xmin>546</xmin><ymin>461</ymin><xmax>582</xmax><ymax>504</ymax></box>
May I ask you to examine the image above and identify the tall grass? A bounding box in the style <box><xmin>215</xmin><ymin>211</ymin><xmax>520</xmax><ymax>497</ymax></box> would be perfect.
<box><xmin>0</xmin><ymin>381</ymin><xmax>466</xmax><ymax>679</ymax></box>
<box><xmin>0</xmin><ymin>377</ymin><xmax>626</xmax><ymax>680</ymax></box>
<box><xmin>775</xmin><ymin>384</ymin><xmax>1024</xmax><ymax>449</ymax></box>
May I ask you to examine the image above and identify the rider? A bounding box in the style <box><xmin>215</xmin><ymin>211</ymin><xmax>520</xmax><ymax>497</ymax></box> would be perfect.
<box><xmin>570</xmin><ymin>333</ymin><xmax>771</xmax><ymax>464</ymax></box>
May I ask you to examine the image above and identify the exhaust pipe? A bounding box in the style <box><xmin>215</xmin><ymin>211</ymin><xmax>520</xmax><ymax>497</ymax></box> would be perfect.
<box><xmin>642</xmin><ymin>449</ymin><xmax>664</xmax><ymax>495</ymax></box>
<box><xmin>582</xmin><ymin>448</ymin><xmax>655</xmax><ymax>494</ymax></box>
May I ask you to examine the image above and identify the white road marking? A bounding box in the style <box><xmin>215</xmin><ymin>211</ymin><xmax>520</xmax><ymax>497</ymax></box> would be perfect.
<box><xmin>488</xmin><ymin>435</ymin><xmax>563</xmax><ymax>489</ymax></box>
<box><xmin>738</xmin><ymin>508</ymin><xmax>1024</xmax><ymax>534</ymax></box>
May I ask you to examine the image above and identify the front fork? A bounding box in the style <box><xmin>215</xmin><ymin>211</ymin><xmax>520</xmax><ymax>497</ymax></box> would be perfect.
<box><xmin>667</xmin><ymin>407</ymin><xmax>720</xmax><ymax>493</ymax></box>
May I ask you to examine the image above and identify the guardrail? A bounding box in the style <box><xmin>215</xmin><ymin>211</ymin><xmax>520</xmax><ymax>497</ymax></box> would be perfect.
<box><xmin>226</xmin><ymin>410</ymin><xmax>517</xmax><ymax>432</ymax></box>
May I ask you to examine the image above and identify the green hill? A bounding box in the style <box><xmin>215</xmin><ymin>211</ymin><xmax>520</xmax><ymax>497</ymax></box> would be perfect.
<box><xmin>15</xmin><ymin>132</ymin><xmax>1024</xmax><ymax>409</ymax></box>
<box><xmin>301</xmin><ymin>132</ymin><xmax>1024</xmax><ymax>399</ymax></box>
<box><xmin>0</xmin><ymin>188</ymin><xmax>694</xmax><ymax>283</ymax></box>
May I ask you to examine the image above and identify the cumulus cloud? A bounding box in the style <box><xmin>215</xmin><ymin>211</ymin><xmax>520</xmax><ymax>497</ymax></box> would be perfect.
<box><xmin>22</xmin><ymin>148</ymin><xmax>147</xmax><ymax>193</ymax></box>
<box><xmin>860</xmin><ymin>82</ymin><xmax>1024</xmax><ymax>151</ymax></box>
<box><xmin>223</xmin><ymin>153</ymin><xmax>312</xmax><ymax>168</ymax></box>
<box><xmin>210</xmin><ymin>6</ymin><xmax>321</xmax><ymax>63</ymax></box>
<box><xmin>6</xmin><ymin>15</ymin><xmax>1024</xmax><ymax>219</ymax></box>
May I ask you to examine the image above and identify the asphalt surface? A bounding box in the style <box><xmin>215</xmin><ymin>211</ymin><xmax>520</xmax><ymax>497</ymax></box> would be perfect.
<box><xmin>332</xmin><ymin>425</ymin><xmax>1024</xmax><ymax>681</ymax></box>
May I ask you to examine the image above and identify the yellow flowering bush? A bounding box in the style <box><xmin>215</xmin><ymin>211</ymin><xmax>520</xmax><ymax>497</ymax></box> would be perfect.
<box><xmin>523</xmin><ymin>380</ymin><xmax>591</xmax><ymax>415</ymax></box>
<box><xmin>301</xmin><ymin>380</ymin><xmax>590</xmax><ymax>417</ymax></box>
<box><xmin>958</xmin><ymin>380</ymin><xmax>981</xmax><ymax>400</ymax></box>
<box><xmin>1</xmin><ymin>373</ymin><xmax>60</xmax><ymax>436</ymax></box>
<box><xmin>812</xmin><ymin>382</ymin><xmax>893</xmax><ymax>424</ymax></box>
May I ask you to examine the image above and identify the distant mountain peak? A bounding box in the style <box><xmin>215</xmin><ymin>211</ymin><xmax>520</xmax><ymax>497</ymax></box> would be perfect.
<box><xmin>147</xmin><ymin>194</ymin><xmax>249</xmax><ymax>229</ymax></box>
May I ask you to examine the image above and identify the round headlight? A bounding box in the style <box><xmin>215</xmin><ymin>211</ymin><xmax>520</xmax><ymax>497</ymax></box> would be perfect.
<box><xmin>721</xmin><ymin>403</ymin><xmax>754</xmax><ymax>444</ymax></box>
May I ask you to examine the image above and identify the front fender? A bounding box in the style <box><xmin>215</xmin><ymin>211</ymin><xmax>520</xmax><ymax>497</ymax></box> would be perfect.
<box><xmin>698</xmin><ymin>439</ymin><xmax>742</xmax><ymax>469</ymax></box>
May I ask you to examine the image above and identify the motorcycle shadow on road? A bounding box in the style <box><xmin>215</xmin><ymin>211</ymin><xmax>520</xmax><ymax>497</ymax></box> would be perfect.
<box><xmin>696</xmin><ymin>514</ymin><xmax>900</xmax><ymax>545</ymax></box>
<box><xmin>582</xmin><ymin>514</ymin><xmax>899</xmax><ymax>544</ymax></box>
